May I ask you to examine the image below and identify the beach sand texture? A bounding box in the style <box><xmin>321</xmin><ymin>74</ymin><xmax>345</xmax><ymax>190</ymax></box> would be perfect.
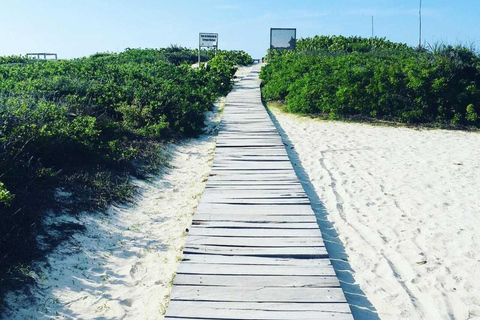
<box><xmin>269</xmin><ymin>106</ymin><xmax>480</xmax><ymax>320</ymax></box>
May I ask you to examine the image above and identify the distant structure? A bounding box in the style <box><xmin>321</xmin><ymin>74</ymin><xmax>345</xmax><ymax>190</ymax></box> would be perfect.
<box><xmin>26</xmin><ymin>53</ymin><xmax>58</xmax><ymax>60</ymax></box>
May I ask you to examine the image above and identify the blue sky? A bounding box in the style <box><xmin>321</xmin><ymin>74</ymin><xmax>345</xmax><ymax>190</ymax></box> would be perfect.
<box><xmin>1</xmin><ymin>0</ymin><xmax>479</xmax><ymax>59</ymax></box>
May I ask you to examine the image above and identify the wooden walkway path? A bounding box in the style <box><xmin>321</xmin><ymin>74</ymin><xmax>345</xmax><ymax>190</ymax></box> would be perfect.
<box><xmin>165</xmin><ymin>65</ymin><xmax>354</xmax><ymax>320</ymax></box>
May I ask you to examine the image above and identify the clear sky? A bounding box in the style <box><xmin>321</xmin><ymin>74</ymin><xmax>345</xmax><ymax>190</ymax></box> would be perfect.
<box><xmin>1</xmin><ymin>0</ymin><xmax>479</xmax><ymax>59</ymax></box>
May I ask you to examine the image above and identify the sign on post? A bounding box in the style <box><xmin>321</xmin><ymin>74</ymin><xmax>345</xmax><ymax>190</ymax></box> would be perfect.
<box><xmin>270</xmin><ymin>28</ymin><xmax>297</xmax><ymax>50</ymax></box>
<box><xmin>200</xmin><ymin>33</ymin><xmax>218</xmax><ymax>48</ymax></box>
<box><xmin>199</xmin><ymin>33</ymin><xmax>218</xmax><ymax>65</ymax></box>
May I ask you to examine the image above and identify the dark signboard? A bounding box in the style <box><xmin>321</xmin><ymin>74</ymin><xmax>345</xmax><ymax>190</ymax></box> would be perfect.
<box><xmin>270</xmin><ymin>28</ymin><xmax>296</xmax><ymax>50</ymax></box>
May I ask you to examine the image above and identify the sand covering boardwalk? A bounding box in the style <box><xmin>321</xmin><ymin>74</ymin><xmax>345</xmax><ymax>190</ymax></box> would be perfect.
<box><xmin>165</xmin><ymin>65</ymin><xmax>354</xmax><ymax>320</ymax></box>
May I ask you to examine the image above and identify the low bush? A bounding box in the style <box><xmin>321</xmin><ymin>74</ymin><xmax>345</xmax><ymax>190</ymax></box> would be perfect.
<box><xmin>0</xmin><ymin>55</ymin><xmax>34</xmax><ymax>65</ymax></box>
<box><xmin>216</xmin><ymin>50</ymin><xmax>253</xmax><ymax>66</ymax></box>
<box><xmin>261</xmin><ymin>36</ymin><xmax>480</xmax><ymax>126</ymax></box>
<box><xmin>297</xmin><ymin>35</ymin><xmax>412</xmax><ymax>53</ymax></box>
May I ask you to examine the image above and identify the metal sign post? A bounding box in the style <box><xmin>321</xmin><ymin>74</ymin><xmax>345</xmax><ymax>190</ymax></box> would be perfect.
<box><xmin>198</xmin><ymin>33</ymin><xmax>218</xmax><ymax>66</ymax></box>
<box><xmin>269</xmin><ymin>28</ymin><xmax>296</xmax><ymax>60</ymax></box>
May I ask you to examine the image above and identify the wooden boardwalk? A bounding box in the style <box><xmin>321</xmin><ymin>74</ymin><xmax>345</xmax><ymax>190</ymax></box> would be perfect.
<box><xmin>165</xmin><ymin>65</ymin><xmax>354</xmax><ymax>320</ymax></box>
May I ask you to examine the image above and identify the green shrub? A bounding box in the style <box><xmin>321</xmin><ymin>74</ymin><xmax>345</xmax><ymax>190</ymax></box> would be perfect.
<box><xmin>0</xmin><ymin>55</ymin><xmax>34</xmax><ymax>65</ymax></box>
<box><xmin>0</xmin><ymin>182</ymin><xmax>14</xmax><ymax>207</ymax></box>
<box><xmin>217</xmin><ymin>50</ymin><xmax>253</xmax><ymax>66</ymax></box>
<box><xmin>207</xmin><ymin>55</ymin><xmax>238</xmax><ymax>95</ymax></box>
<box><xmin>261</xmin><ymin>36</ymin><xmax>480</xmax><ymax>126</ymax></box>
<box><xmin>297</xmin><ymin>35</ymin><xmax>411</xmax><ymax>53</ymax></box>
<box><xmin>0</xmin><ymin>47</ymin><xmax>246</xmax><ymax>299</ymax></box>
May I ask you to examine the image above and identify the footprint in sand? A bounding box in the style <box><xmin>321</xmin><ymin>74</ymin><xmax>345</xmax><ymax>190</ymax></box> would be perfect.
<box><xmin>130</xmin><ymin>262</ymin><xmax>147</xmax><ymax>280</ymax></box>
<box><xmin>120</xmin><ymin>298</ymin><xmax>134</xmax><ymax>308</ymax></box>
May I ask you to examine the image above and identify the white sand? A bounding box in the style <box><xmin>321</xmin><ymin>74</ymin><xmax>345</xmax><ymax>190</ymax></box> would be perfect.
<box><xmin>269</xmin><ymin>106</ymin><xmax>480</xmax><ymax>320</ymax></box>
<box><xmin>2</xmin><ymin>66</ymin><xmax>253</xmax><ymax>320</ymax></box>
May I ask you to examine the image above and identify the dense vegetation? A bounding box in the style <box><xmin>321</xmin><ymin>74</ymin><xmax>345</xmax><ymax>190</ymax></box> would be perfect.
<box><xmin>297</xmin><ymin>35</ymin><xmax>411</xmax><ymax>53</ymax></box>
<box><xmin>146</xmin><ymin>46</ymin><xmax>253</xmax><ymax>66</ymax></box>
<box><xmin>0</xmin><ymin>56</ymin><xmax>34</xmax><ymax>65</ymax></box>
<box><xmin>0</xmin><ymin>47</ymin><xmax>251</xmax><ymax>300</ymax></box>
<box><xmin>261</xmin><ymin>36</ymin><xmax>480</xmax><ymax>127</ymax></box>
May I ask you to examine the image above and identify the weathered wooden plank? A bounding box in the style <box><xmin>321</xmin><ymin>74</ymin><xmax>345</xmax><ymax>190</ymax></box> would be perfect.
<box><xmin>195</xmin><ymin>203</ymin><xmax>314</xmax><ymax>213</ymax></box>
<box><xmin>176</xmin><ymin>263</ymin><xmax>335</xmax><ymax>276</ymax></box>
<box><xmin>185</xmin><ymin>236</ymin><xmax>325</xmax><ymax>247</ymax></box>
<box><xmin>216</xmin><ymin>134</ymin><xmax>281</xmax><ymax>138</ymax></box>
<box><xmin>209</xmin><ymin>173</ymin><xmax>299</xmax><ymax>179</ymax></box>
<box><xmin>166</xmin><ymin>305</ymin><xmax>353</xmax><ymax>320</ymax></box>
<box><xmin>190</xmin><ymin>221</ymin><xmax>319</xmax><ymax>230</ymax></box>
<box><xmin>172</xmin><ymin>274</ymin><xmax>339</xmax><ymax>288</ymax></box>
<box><xmin>210</xmin><ymin>166</ymin><xmax>293</xmax><ymax>171</ymax></box>
<box><xmin>206</xmin><ymin>178</ymin><xmax>301</xmax><ymax>183</ymax></box>
<box><xmin>207</xmin><ymin>177</ymin><xmax>299</xmax><ymax>184</ymax></box>
<box><xmin>205</xmin><ymin>185</ymin><xmax>305</xmax><ymax>191</ymax></box>
<box><xmin>217</xmin><ymin>132</ymin><xmax>281</xmax><ymax>137</ymax></box>
<box><xmin>205</xmin><ymin>183</ymin><xmax>302</xmax><ymax>188</ymax></box>
<box><xmin>212</xmin><ymin>162</ymin><xmax>293</xmax><ymax>169</ymax></box>
<box><xmin>207</xmin><ymin>177</ymin><xmax>299</xmax><ymax>182</ymax></box>
<box><xmin>214</xmin><ymin>146</ymin><xmax>287</xmax><ymax>151</ymax></box>
<box><xmin>214</xmin><ymin>153</ymin><xmax>287</xmax><ymax>157</ymax></box>
<box><xmin>216</xmin><ymin>141</ymin><xmax>284</xmax><ymax>146</ymax></box>
<box><xmin>167</xmin><ymin>301</ymin><xmax>351</xmax><ymax>313</ymax></box>
<box><xmin>213</xmin><ymin>153</ymin><xmax>289</xmax><ymax>158</ymax></box>
<box><xmin>201</xmin><ymin>198</ymin><xmax>311</xmax><ymax>205</ymax></box>
<box><xmin>212</xmin><ymin>169</ymin><xmax>295</xmax><ymax>172</ymax></box>
<box><xmin>198</xmin><ymin>198</ymin><xmax>310</xmax><ymax>204</ymax></box>
<box><xmin>213</xmin><ymin>161</ymin><xmax>290</xmax><ymax>166</ymax></box>
<box><xmin>169</xmin><ymin>286</ymin><xmax>347</xmax><ymax>303</ymax></box>
<box><xmin>187</xmin><ymin>228</ymin><xmax>322</xmax><ymax>238</ymax></box>
<box><xmin>212</xmin><ymin>158</ymin><xmax>291</xmax><ymax>164</ymax></box>
<box><xmin>200</xmin><ymin>190</ymin><xmax>306</xmax><ymax>196</ymax></box>
<box><xmin>199</xmin><ymin>194</ymin><xmax>308</xmax><ymax>200</ymax></box>
<box><xmin>183</xmin><ymin>246</ymin><xmax>328</xmax><ymax>258</ymax></box>
<box><xmin>192</xmin><ymin>213</ymin><xmax>317</xmax><ymax>223</ymax></box>
<box><xmin>180</xmin><ymin>254</ymin><xmax>332</xmax><ymax>267</ymax></box>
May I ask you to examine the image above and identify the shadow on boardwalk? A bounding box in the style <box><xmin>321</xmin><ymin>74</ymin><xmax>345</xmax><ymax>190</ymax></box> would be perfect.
<box><xmin>267</xmin><ymin>106</ymin><xmax>381</xmax><ymax>320</ymax></box>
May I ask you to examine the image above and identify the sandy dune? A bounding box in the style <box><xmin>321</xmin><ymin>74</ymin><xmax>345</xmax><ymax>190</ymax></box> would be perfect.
<box><xmin>3</xmin><ymin>121</ymin><xmax>218</xmax><ymax>320</ymax></box>
<box><xmin>269</xmin><ymin>106</ymin><xmax>480</xmax><ymax>320</ymax></box>
<box><xmin>2</xmin><ymin>66</ymin><xmax>253</xmax><ymax>320</ymax></box>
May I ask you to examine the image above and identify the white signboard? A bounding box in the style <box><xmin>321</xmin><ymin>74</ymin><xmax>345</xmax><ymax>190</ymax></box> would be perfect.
<box><xmin>199</xmin><ymin>33</ymin><xmax>218</xmax><ymax>48</ymax></box>
<box><xmin>270</xmin><ymin>28</ymin><xmax>296</xmax><ymax>50</ymax></box>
